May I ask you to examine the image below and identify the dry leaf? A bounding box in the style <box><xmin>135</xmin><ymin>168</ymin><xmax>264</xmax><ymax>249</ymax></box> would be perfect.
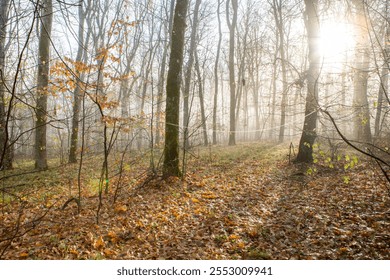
<box><xmin>115</xmin><ymin>205</ymin><xmax>128</xmax><ymax>214</ymax></box>
<box><xmin>93</xmin><ymin>236</ymin><xmax>105</xmax><ymax>250</ymax></box>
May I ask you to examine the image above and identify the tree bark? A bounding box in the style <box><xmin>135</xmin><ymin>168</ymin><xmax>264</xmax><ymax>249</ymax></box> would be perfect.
<box><xmin>163</xmin><ymin>0</ymin><xmax>189</xmax><ymax>177</ymax></box>
<box><xmin>296</xmin><ymin>0</ymin><xmax>320</xmax><ymax>163</ymax></box>
<box><xmin>35</xmin><ymin>0</ymin><xmax>53</xmax><ymax>170</ymax></box>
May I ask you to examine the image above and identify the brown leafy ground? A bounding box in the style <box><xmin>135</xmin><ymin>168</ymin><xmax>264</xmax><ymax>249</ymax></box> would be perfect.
<box><xmin>0</xmin><ymin>143</ymin><xmax>389</xmax><ymax>259</ymax></box>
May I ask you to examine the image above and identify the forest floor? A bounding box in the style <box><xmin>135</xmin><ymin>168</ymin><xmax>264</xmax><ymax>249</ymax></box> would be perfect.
<box><xmin>0</xmin><ymin>142</ymin><xmax>389</xmax><ymax>259</ymax></box>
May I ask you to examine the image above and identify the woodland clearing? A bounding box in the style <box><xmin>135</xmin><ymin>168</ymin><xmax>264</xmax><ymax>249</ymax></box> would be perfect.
<box><xmin>0</xmin><ymin>143</ymin><xmax>389</xmax><ymax>260</ymax></box>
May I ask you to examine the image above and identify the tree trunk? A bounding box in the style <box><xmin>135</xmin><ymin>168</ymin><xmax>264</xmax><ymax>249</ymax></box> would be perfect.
<box><xmin>163</xmin><ymin>0</ymin><xmax>189</xmax><ymax>177</ymax></box>
<box><xmin>212</xmin><ymin>0</ymin><xmax>222</xmax><ymax>145</ymax></box>
<box><xmin>272</xmin><ymin>0</ymin><xmax>288</xmax><ymax>143</ymax></box>
<box><xmin>374</xmin><ymin>1</ymin><xmax>389</xmax><ymax>138</ymax></box>
<box><xmin>182</xmin><ymin>0</ymin><xmax>201</xmax><ymax>149</ymax></box>
<box><xmin>227</xmin><ymin>0</ymin><xmax>238</xmax><ymax>146</ymax></box>
<box><xmin>352</xmin><ymin>0</ymin><xmax>372</xmax><ymax>143</ymax></box>
<box><xmin>195</xmin><ymin>50</ymin><xmax>208</xmax><ymax>146</ymax></box>
<box><xmin>69</xmin><ymin>2</ymin><xmax>85</xmax><ymax>163</ymax></box>
<box><xmin>156</xmin><ymin>0</ymin><xmax>175</xmax><ymax>146</ymax></box>
<box><xmin>0</xmin><ymin>0</ymin><xmax>12</xmax><ymax>170</ymax></box>
<box><xmin>35</xmin><ymin>0</ymin><xmax>53</xmax><ymax>170</ymax></box>
<box><xmin>296</xmin><ymin>0</ymin><xmax>320</xmax><ymax>163</ymax></box>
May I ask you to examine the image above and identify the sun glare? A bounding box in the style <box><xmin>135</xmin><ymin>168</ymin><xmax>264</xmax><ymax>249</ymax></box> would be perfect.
<box><xmin>319</xmin><ymin>20</ymin><xmax>355</xmax><ymax>70</ymax></box>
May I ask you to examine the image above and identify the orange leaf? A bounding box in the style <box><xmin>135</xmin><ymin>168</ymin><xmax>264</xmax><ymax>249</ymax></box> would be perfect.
<box><xmin>19</xmin><ymin>252</ymin><xmax>29</xmax><ymax>259</ymax></box>
<box><xmin>103</xmin><ymin>248</ymin><xmax>116</xmax><ymax>257</ymax></box>
<box><xmin>69</xmin><ymin>249</ymin><xmax>79</xmax><ymax>256</ymax></box>
<box><xmin>228</xmin><ymin>234</ymin><xmax>239</xmax><ymax>240</ymax></box>
<box><xmin>93</xmin><ymin>236</ymin><xmax>105</xmax><ymax>250</ymax></box>
<box><xmin>114</xmin><ymin>205</ymin><xmax>127</xmax><ymax>214</ymax></box>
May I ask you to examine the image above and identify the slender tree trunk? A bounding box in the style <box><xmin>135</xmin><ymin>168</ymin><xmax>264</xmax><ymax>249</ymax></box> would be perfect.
<box><xmin>156</xmin><ymin>0</ymin><xmax>175</xmax><ymax>146</ymax></box>
<box><xmin>35</xmin><ymin>0</ymin><xmax>53</xmax><ymax>170</ymax></box>
<box><xmin>374</xmin><ymin>2</ymin><xmax>389</xmax><ymax>138</ymax></box>
<box><xmin>269</xmin><ymin>28</ymin><xmax>279</xmax><ymax>140</ymax></box>
<box><xmin>273</xmin><ymin>0</ymin><xmax>288</xmax><ymax>143</ymax></box>
<box><xmin>352</xmin><ymin>0</ymin><xmax>372</xmax><ymax>143</ymax></box>
<box><xmin>375</xmin><ymin>67</ymin><xmax>388</xmax><ymax>137</ymax></box>
<box><xmin>0</xmin><ymin>0</ymin><xmax>12</xmax><ymax>170</ymax></box>
<box><xmin>227</xmin><ymin>0</ymin><xmax>238</xmax><ymax>146</ymax></box>
<box><xmin>235</xmin><ymin>7</ymin><xmax>250</xmax><ymax>138</ymax></box>
<box><xmin>183</xmin><ymin>0</ymin><xmax>201</xmax><ymax>149</ymax></box>
<box><xmin>163</xmin><ymin>0</ymin><xmax>189</xmax><ymax>177</ymax></box>
<box><xmin>296</xmin><ymin>0</ymin><xmax>320</xmax><ymax>163</ymax></box>
<box><xmin>213</xmin><ymin>0</ymin><xmax>222</xmax><ymax>145</ymax></box>
<box><xmin>69</xmin><ymin>2</ymin><xmax>85</xmax><ymax>163</ymax></box>
<box><xmin>195</xmin><ymin>50</ymin><xmax>208</xmax><ymax>146</ymax></box>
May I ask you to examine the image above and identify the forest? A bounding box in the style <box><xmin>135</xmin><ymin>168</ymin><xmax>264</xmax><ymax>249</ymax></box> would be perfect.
<box><xmin>0</xmin><ymin>0</ymin><xmax>389</xmax><ymax>260</ymax></box>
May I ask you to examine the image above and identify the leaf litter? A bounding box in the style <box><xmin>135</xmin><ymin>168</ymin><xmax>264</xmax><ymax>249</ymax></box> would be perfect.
<box><xmin>0</xmin><ymin>143</ymin><xmax>389</xmax><ymax>259</ymax></box>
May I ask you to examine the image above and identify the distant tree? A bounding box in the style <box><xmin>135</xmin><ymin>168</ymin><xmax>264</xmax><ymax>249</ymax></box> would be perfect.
<box><xmin>295</xmin><ymin>0</ymin><xmax>320</xmax><ymax>163</ymax></box>
<box><xmin>271</xmin><ymin>0</ymin><xmax>288</xmax><ymax>143</ymax></box>
<box><xmin>34</xmin><ymin>0</ymin><xmax>53</xmax><ymax>170</ymax></box>
<box><xmin>163</xmin><ymin>0</ymin><xmax>189</xmax><ymax>177</ymax></box>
